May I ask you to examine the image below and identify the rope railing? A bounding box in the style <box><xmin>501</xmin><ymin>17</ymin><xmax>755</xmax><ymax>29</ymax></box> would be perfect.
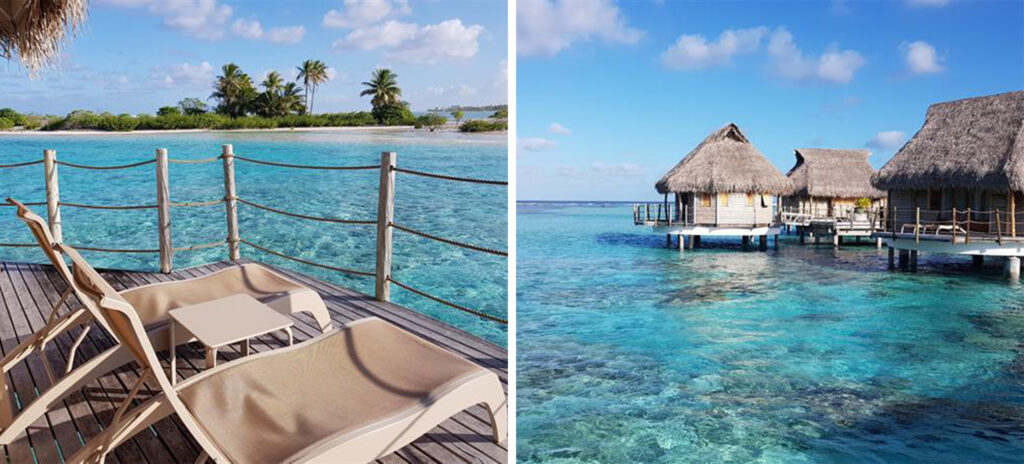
<box><xmin>170</xmin><ymin>199</ymin><xmax>224</xmax><ymax>208</ymax></box>
<box><xmin>0</xmin><ymin>159</ymin><xmax>44</xmax><ymax>169</ymax></box>
<box><xmin>392</xmin><ymin>166</ymin><xmax>508</xmax><ymax>186</ymax></box>
<box><xmin>173</xmin><ymin>240</ymin><xmax>227</xmax><ymax>252</ymax></box>
<box><xmin>236</xmin><ymin>198</ymin><xmax>376</xmax><ymax>225</ymax></box>
<box><xmin>168</xmin><ymin>156</ymin><xmax>220</xmax><ymax>164</ymax></box>
<box><xmin>55</xmin><ymin>159</ymin><xmax>156</xmax><ymax>170</ymax></box>
<box><xmin>64</xmin><ymin>244</ymin><xmax>160</xmax><ymax>253</ymax></box>
<box><xmin>0</xmin><ymin>243</ymin><xmax>35</xmax><ymax>248</ymax></box>
<box><xmin>239</xmin><ymin>238</ymin><xmax>374</xmax><ymax>277</ymax></box>
<box><xmin>389</xmin><ymin>277</ymin><xmax>507</xmax><ymax>324</ymax></box>
<box><xmin>233</xmin><ymin>155</ymin><xmax>378</xmax><ymax>171</ymax></box>
<box><xmin>60</xmin><ymin>201</ymin><xmax>157</xmax><ymax>210</ymax></box>
<box><xmin>0</xmin><ymin>201</ymin><xmax>46</xmax><ymax>207</ymax></box>
<box><xmin>391</xmin><ymin>222</ymin><xmax>507</xmax><ymax>257</ymax></box>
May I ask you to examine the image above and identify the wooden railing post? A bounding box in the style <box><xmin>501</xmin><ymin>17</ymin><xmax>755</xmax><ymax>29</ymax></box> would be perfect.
<box><xmin>915</xmin><ymin>207</ymin><xmax>920</xmax><ymax>243</ymax></box>
<box><xmin>1011</xmin><ymin>191</ymin><xmax>1017</xmax><ymax>238</ymax></box>
<box><xmin>996</xmin><ymin>209</ymin><xmax>1002</xmax><ymax>245</ymax></box>
<box><xmin>221</xmin><ymin>144</ymin><xmax>240</xmax><ymax>260</ymax></box>
<box><xmin>155</xmin><ymin>149</ymin><xmax>172</xmax><ymax>273</ymax></box>
<box><xmin>375</xmin><ymin>151</ymin><xmax>396</xmax><ymax>302</ymax></box>
<box><xmin>43</xmin><ymin>149</ymin><xmax>62</xmax><ymax>242</ymax></box>
<box><xmin>892</xmin><ymin>207</ymin><xmax>897</xmax><ymax>239</ymax></box>
<box><xmin>965</xmin><ymin>208</ymin><xmax>971</xmax><ymax>244</ymax></box>
<box><xmin>952</xmin><ymin>207</ymin><xmax>957</xmax><ymax>243</ymax></box>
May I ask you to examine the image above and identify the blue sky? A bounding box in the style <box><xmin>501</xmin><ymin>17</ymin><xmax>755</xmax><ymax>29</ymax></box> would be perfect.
<box><xmin>0</xmin><ymin>0</ymin><xmax>507</xmax><ymax>114</ymax></box>
<box><xmin>517</xmin><ymin>0</ymin><xmax>1024</xmax><ymax>201</ymax></box>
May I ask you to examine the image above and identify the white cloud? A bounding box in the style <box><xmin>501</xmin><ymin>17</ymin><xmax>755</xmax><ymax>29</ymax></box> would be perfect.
<box><xmin>518</xmin><ymin>0</ymin><xmax>644</xmax><ymax>57</ymax></box>
<box><xmin>520</xmin><ymin>137</ymin><xmax>558</xmax><ymax>152</ymax></box>
<box><xmin>426</xmin><ymin>84</ymin><xmax>479</xmax><ymax>97</ymax></box>
<box><xmin>906</xmin><ymin>0</ymin><xmax>950</xmax><ymax>7</ymax></box>
<box><xmin>661</xmin><ymin>27</ymin><xmax>768</xmax><ymax>69</ymax></box>
<box><xmin>158</xmin><ymin>61</ymin><xmax>215</xmax><ymax>87</ymax></box>
<box><xmin>866</xmin><ymin>130</ymin><xmax>907</xmax><ymax>150</ymax></box>
<box><xmin>493</xmin><ymin>60</ymin><xmax>508</xmax><ymax>100</ymax></box>
<box><xmin>231</xmin><ymin>18</ymin><xmax>263</xmax><ymax>39</ymax></box>
<box><xmin>901</xmin><ymin>40</ymin><xmax>944</xmax><ymax>74</ymax></box>
<box><xmin>766</xmin><ymin>28</ymin><xmax>865</xmax><ymax>84</ymax></box>
<box><xmin>101</xmin><ymin>0</ymin><xmax>233</xmax><ymax>40</ymax></box>
<box><xmin>333</xmin><ymin>19</ymin><xmax>483</xmax><ymax>64</ymax></box>
<box><xmin>548</xmin><ymin>123</ymin><xmax>571</xmax><ymax>135</ymax></box>
<box><xmin>231</xmin><ymin>18</ymin><xmax>304</xmax><ymax>44</ymax></box>
<box><xmin>323</xmin><ymin>0</ymin><xmax>411</xmax><ymax>28</ymax></box>
<box><xmin>589</xmin><ymin>161</ymin><xmax>642</xmax><ymax>176</ymax></box>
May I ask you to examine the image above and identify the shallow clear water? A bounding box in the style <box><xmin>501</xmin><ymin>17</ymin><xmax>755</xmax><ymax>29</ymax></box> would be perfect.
<box><xmin>517</xmin><ymin>203</ymin><xmax>1023</xmax><ymax>463</ymax></box>
<box><xmin>0</xmin><ymin>130</ymin><xmax>507</xmax><ymax>346</ymax></box>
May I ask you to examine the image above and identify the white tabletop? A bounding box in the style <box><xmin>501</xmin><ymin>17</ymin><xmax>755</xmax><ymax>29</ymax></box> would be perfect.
<box><xmin>169</xmin><ymin>294</ymin><xmax>293</xmax><ymax>349</ymax></box>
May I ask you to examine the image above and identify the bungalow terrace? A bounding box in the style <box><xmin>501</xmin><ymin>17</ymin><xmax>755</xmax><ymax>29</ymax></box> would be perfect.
<box><xmin>781</xmin><ymin>148</ymin><xmax>887</xmax><ymax>246</ymax></box>
<box><xmin>872</xmin><ymin>90</ymin><xmax>1024</xmax><ymax>279</ymax></box>
<box><xmin>634</xmin><ymin>123</ymin><xmax>789</xmax><ymax>250</ymax></box>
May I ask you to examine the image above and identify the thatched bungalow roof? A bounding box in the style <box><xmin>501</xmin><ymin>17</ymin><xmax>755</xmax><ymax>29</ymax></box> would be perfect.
<box><xmin>656</xmin><ymin>123</ymin><xmax>789</xmax><ymax>195</ymax></box>
<box><xmin>873</xmin><ymin>90</ymin><xmax>1024</xmax><ymax>192</ymax></box>
<box><xmin>0</xmin><ymin>0</ymin><xmax>86</xmax><ymax>75</ymax></box>
<box><xmin>786</xmin><ymin>148</ymin><xmax>884</xmax><ymax>199</ymax></box>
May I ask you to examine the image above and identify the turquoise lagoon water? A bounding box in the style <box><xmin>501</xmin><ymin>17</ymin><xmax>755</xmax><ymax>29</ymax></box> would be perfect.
<box><xmin>0</xmin><ymin>130</ymin><xmax>507</xmax><ymax>346</ymax></box>
<box><xmin>517</xmin><ymin>203</ymin><xmax>1023</xmax><ymax>463</ymax></box>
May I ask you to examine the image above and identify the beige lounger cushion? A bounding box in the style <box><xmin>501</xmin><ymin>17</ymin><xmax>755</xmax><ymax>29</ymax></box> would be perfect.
<box><xmin>177</xmin><ymin>317</ymin><xmax>485</xmax><ymax>464</ymax></box>
<box><xmin>120</xmin><ymin>263</ymin><xmax>315</xmax><ymax>327</ymax></box>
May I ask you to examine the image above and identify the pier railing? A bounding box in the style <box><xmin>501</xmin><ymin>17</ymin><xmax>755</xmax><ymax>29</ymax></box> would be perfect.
<box><xmin>887</xmin><ymin>207</ymin><xmax>1023</xmax><ymax>245</ymax></box>
<box><xmin>0</xmin><ymin>146</ymin><xmax>507</xmax><ymax>325</ymax></box>
<box><xmin>631</xmin><ymin>201</ymin><xmax>782</xmax><ymax>227</ymax></box>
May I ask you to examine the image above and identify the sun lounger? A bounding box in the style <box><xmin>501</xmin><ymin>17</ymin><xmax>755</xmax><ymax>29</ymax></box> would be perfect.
<box><xmin>58</xmin><ymin>243</ymin><xmax>507</xmax><ymax>463</ymax></box>
<box><xmin>0</xmin><ymin>198</ymin><xmax>333</xmax><ymax>445</ymax></box>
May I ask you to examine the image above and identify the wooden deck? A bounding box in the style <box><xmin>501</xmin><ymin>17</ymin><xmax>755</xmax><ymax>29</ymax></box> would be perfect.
<box><xmin>0</xmin><ymin>258</ymin><xmax>507</xmax><ymax>464</ymax></box>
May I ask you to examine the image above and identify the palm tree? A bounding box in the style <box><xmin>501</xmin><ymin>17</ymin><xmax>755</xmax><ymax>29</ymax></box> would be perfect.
<box><xmin>211</xmin><ymin>63</ymin><xmax>255</xmax><ymax>118</ymax></box>
<box><xmin>360</xmin><ymin>68</ymin><xmax>401</xmax><ymax>109</ymax></box>
<box><xmin>281</xmin><ymin>82</ymin><xmax>306</xmax><ymax>115</ymax></box>
<box><xmin>296</xmin><ymin>59</ymin><xmax>329</xmax><ymax>114</ymax></box>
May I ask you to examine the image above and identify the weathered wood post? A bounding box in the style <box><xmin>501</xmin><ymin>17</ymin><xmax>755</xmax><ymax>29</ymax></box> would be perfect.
<box><xmin>43</xmin><ymin>149</ymin><xmax>62</xmax><ymax>242</ymax></box>
<box><xmin>375</xmin><ymin>151</ymin><xmax>396</xmax><ymax>302</ymax></box>
<box><xmin>222</xmin><ymin>144</ymin><xmax>240</xmax><ymax>260</ymax></box>
<box><xmin>965</xmin><ymin>208</ymin><xmax>971</xmax><ymax>244</ymax></box>
<box><xmin>915</xmin><ymin>207</ymin><xmax>920</xmax><ymax>243</ymax></box>
<box><xmin>1011</xmin><ymin>191</ymin><xmax>1016</xmax><ymax>238</ymax></box>
<box><xmin>952</xmin><ymin>207</ymin><xmax>958</xmax><ymax>243</ymax></box>
<box><xmin>155</xmin><ymin>148</ymin><xmax>172</xmax><ymax>273</ymax></box>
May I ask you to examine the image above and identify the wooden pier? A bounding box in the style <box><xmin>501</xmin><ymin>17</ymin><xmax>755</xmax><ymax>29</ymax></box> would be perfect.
<box><xmin>0</xmin><ymin>259</ymin><xmax>507</xmax><ymax>463</ymax></box>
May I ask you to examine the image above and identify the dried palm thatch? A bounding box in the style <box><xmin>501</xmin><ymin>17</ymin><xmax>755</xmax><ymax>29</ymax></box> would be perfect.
<box><xmin>0</xmin><ymin>0</ymin><xmax>87</xmax><ymax>75</ymax></box>
<box><xmin>656</xmin><ymin>123</ymin><xmax>790</xmax><ymax>194</ymax></box>
<box><xmin>873</xmin><ymin>90</ymin><xmax>1024</xmax><ymax>192</ymax></box>
<box><xmin>786</xmin><ymin>148</ymin><xmax>884</xmax><ymax>199</ymax></box>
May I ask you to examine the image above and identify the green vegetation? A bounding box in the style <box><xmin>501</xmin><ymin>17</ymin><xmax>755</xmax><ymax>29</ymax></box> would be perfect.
<box><xmin>296</xmin><ymin>59</ymin><xmax>329</xmax><ymax>114</ymax></box>
<box><xmin>0</xmin><ymin>117</ymin><xmax>13</xmax><ymax>130</ymax></box>
<box><xmin>414</xmin><ymin>114</ymin><xmax>447</xmax><ymax>130</ymax></box>
<box><xmin>459</xmin><ymin>120</ymin><xmax>507</xmax><ymax>132</ymax></box>
<box><xmin>451</xmin><ymin>110</ymin><xmax>464</xmax><ymax>124</ymax></box>
<box><xmin>41</xmin><ymin>110</ymin><xmax>377</xmax><ymax>131</ymax></box>
<box><xmin>855</xmin><ymin>198</ymin><xmax>873</xmax><ymax>211</ymax></box>
<box><xmin>427</xmin><ymin>104</ymin><xmax>507</xmax><ymax>112</ymax></box>
<box><xmin>490</xmin><ymin>108</ymin><xmax>508</xmax><ymax>119</ymax></box>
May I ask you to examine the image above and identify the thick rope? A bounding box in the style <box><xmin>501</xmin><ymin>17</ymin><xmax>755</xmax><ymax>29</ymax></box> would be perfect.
<box><xmin>392</xmin><ymin>167</ymin><xmax>507</xmax><ymax>186</ymax></box>
<box><xmin>0</xmin><ymin>201</ymin><xmax>46</xmax><ymax>207</ymax></box>
<box><xmin>0</xmin><ymin>243</ymin><xmax>36</xmax><ymax>248</ymax></box>
<box><xmin>60</xmin><ymin>202</ymin><xmax>157</xmax><ymax>210</ymax></box>
<box><xmin>239</xmin><ymin>239</ymin><xmax>374</xmax><ymax>277</ymax></box>
<box><xmin>171</xmin><ymin>199</ymin><xmax>223</xmax><ymax>208</ymax></box>
<box><xmin>64</xmin><ymin>244</ymin><xmax>159</xmax><ymax>253</ymax></box>
<box><xmin>391</xmin><ymin>223</ymin><xmax>507</xmax><ymax>257</ymax></box>
<box><xmin>55</xmin><ymin>159</ymin><xmax>156</xmax><ymax>170</ymax></box>
<box><xmin>173</xmin><ymin>240</ymin><xmax>226</xmax><ymax>252</ymax></box>
<box><xmin>233</xmin><ymin>156</ymin><xmax>377</xmax><ymax>171</ymax></box>
<box><xmin>0</xmin><ymin>159</ymin><xmax>44</xmax><ymax>169</ymax></box>
<box><xmin>237</xmin><ymin>198</ymin><xmax>375</xmax><ymax>225</ymax></box>
<box><xmin>389</xmin><ymin>277</ymin><xmax>507</xmax><ymax>324</ymax></box>
<box><xmin>168</xmin><ymin>157</ymin><xmax>220</xmax><ymax>164</ymax></box>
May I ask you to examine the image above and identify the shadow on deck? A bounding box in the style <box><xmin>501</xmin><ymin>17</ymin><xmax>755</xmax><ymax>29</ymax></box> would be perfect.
<box><xmin>0</xmin><ymin>258</ymin><xmax>507</xmax><ymax>464</ymax></box>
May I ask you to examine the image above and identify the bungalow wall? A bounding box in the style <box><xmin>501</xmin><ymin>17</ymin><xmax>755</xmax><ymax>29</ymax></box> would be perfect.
<box><xmin>782</xmin><ymin>195</ymin><xmax>885</xmax><ymax>218</ymax></box>
<box><xmin>676</xmin><ymin>191</ymin><xmax>775</xmax><ymax>226</ymax></box>
<box><xmin>888</xmin><ymin>189</ymin><xmax>1024</xmax><ymax>236</ymax></box>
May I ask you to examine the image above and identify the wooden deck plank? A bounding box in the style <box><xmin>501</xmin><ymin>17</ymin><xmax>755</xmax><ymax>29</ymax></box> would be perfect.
<box><xmin>0</xmin><ymin>260</ymin><xmax>506</xmax><ymax>463</ymax></box>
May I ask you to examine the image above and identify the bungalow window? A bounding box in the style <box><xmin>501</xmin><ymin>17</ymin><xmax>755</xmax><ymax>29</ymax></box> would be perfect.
<box><xmin>746</xmin><ymin>193</ymin><xmax>754</xmax><ymax>207</ymax></box>
<box><xmin>701</xmin><ymin>193</ymin><xmax>711</xmax><ymax>207</ymax></box>
<box><xmin>719</xmin><ymin>193</ymin><xmax>729</xmax><ymax>207</ymax></box>
<box><xmin>927</xmin><ymin>189</ymin><xmax>941</xmax><ymax>211</ymax></box>
<box><xmin>761</xmin><ymin>194</ymin><xmax>770</xmax><ymax>208</ymax></box>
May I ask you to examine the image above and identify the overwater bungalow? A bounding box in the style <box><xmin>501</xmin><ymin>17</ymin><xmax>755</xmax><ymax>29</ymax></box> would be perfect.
<box><xmin>872</xmin><ymin>90</ymin><xmax>1024</xmax><ymax>279</ymax></box>
<box><xmin>781</xmin><ymin>148</ymin><xmax>887</xmax><ymax>246</ymax></box>
<box><xmin>633</xmin><ymin>123</ymin><xmax>789</xmax><ymax>250</ymax></box>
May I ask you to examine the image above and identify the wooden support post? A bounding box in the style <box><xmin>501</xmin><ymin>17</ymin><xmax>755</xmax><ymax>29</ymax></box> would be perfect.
<box><xmin>43</xmin><ymin>149</ymin><xmax>62</xmax><ymax>242</ymax></box>
<box><xmin>966</xmin><ymin>208</ymin><xmax>971</xmax><ymax>244</ymax></box>
<box><xmin>832</xmin><ymin>233</ymin><xmax>839</xmax><ymax>247</ymax></box>
<box><xmin>1005</xmin><ymin>256</ymin><xmax>1020</xmax><ymax>281</ymax></box>
<box><xmin>876</xmin><ymin>237</ymin><xmax>883</xmax><ymax>249</ymax></box>
<box><xmin>742</xmin><ymin>236</ymin><xmax>750</xmax><ymax>247</ymax></box>
<box><xmin>678</xmin><ymin>234</ymin><xmax>685</xmax><ymax>251</ymax></box>
<box><xmin>892</xmin><ymin>207</ymin><xmax>897</xmax><ymax>239</ymax></box>
<box><xmin>375</xmin><ymin>151</ymin><xmax>397</xmax><ymax>302</ymax></box>
<box><xmin>666</xmin><ymin>234</ymin><xmax>672</xmax><ymax>248</ymax></box>
<box><xmin>888</xmin><ymin>246</ymin><xmax>895</xmax><ymax>269</ymax></box>
<box><xmin>799</xmin><ymin>228</ymin><xmax>805</xmax><ymax>245</ymax></box>
<box><xmin>972</xmin><ymin>255</ymin><xmax>984</xmax><ymax>269</ymax></box>
<box><xmin>910</xmin><ymin>250</ymin><xmax>918</xmax><ymax>272</ymax></box>
<box><xmin>774</xmin><ymin>234</ymin><xmax>779</xmax><ymax>250</ymax></box>
<box><xmin>899</xmin><ymin>249</ymin><xmax>909</xmax><ymax>269</ymax></box>
<box><xmin>996</xmin><ymin>209</ymin><xmax>1002</xmax><ymax>245</ymax></box>
<box><xmin>692</xmin><ymin>235</ymin><xmax>699</xmax><ymax>249</ymax></box>
<box><xmin>221</xmin><ymin>144</ymin><xmax>240</xmax><ymax>260</ymax></box>
<box><xmin>1011</xmin><ymin>191</ymin><xmax>1016</xmax><ymax>238</ymax></box>
<box><xmin>155</xmin><ymin>149</ymin><xmax>172</xmax><ymax>273</ymax></box>
<box><xmin>759</xmin><ymin>235</ymin><xmax>767</xmax><ymax>251</ymax></box>
<box><xmin>952</xmin><ymin>207</ymin><xmax>958</xmax><ymax>243</ymax></box>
